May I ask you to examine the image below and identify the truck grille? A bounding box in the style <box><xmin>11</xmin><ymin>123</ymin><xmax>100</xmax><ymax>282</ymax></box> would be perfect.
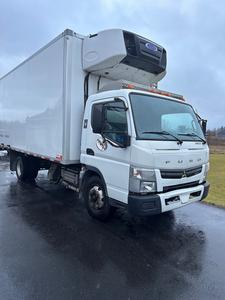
<box><xmin>160</xmin><ymin>166</ymin><xmax>202</xmax><ymax>179</ymax></box>
<box><xmin>163</xmin><ymin>181</ymin><xmax>199</xmax><ymax>193</ymax></box>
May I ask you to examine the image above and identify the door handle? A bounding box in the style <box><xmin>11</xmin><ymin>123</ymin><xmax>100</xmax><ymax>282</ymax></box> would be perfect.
<box><xmin>86</xmin><ymin>148</ymin><xmax>95</xmax><ymax>156</ymax></box>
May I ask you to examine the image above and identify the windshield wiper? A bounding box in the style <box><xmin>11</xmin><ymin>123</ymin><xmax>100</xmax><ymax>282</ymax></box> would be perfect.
<box><xmin>142</xmin><ymin>131</ymin><xmax>183</xmax><ymax>145</ymax></box>
<box><xmin>178</xmin><ymin>133</ymin><xmax>206</xmax><ymax>144</ymax></box>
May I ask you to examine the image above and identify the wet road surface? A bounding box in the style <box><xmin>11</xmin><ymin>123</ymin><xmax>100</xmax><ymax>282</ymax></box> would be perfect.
<box><xmin>0</xmin><ymin>153</ymin><xmax>225</xmax><ymax>300</ymax></box>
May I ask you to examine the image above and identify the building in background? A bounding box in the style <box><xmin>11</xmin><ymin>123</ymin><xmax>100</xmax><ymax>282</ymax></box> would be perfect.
<box><xmin>217</xmin><ymin>129</ymin><xmax>225</xmax><ymax>138</ymax></box>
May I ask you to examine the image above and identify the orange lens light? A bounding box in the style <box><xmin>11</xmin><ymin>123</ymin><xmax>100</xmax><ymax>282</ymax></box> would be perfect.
<box><xmin>127</xmin><ymin>85</ymin><xmax>133</xmax><ymax>89</ymax></box>
<box><xmin>150</xmin><ymin>89</ymin><xmax>156</xmax><ymax>93</ymax></box>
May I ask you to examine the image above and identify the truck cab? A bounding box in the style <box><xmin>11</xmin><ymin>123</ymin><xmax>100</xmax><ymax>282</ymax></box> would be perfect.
<box><xmin>81</xmin><ymin>81</ymin><xmax>210</xmax><ymax>219</ymax></box>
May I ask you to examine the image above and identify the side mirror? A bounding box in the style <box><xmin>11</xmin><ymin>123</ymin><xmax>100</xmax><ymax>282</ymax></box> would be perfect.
<box><xmin>202</xmin><ymin>119</ymin><xmax>207</xmax><ymax>136</ymax></box>
<box><xmin>122</xmin><ymin>132</ymin><xmax>131</xmax><ymax>147</ymax></box>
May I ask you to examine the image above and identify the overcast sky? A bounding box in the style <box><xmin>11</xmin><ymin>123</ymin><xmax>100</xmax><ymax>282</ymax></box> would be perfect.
<box><xmin>0</xmin><ymin>0</ymin><xmax>224</xmax><ymax>130</ymax></box>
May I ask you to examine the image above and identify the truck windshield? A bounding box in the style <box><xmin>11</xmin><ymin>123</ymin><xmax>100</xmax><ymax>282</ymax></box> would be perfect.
<box><xmin>130</xmin><ymin>93</ymin><xmax>206</xmax><ymax>142</ymax></box>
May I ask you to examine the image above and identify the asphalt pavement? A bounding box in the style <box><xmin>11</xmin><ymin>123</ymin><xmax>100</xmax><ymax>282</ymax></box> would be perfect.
<box><xmin>0</xmin><ymin>153</ymin><xmax>225</xmax><ymax>300</ymax></box>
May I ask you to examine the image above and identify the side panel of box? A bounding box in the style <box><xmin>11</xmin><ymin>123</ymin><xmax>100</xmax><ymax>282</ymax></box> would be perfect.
<box><xmin>0</xmin><ymin>37</ymin><xmax>64</xmax><ymax>160</ymax></box>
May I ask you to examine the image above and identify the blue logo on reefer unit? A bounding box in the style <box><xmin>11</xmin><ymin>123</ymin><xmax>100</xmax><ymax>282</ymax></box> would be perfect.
<box><xmin>145</xmin><ymin>43</ymin><xmax>157</xmax><ymax>51</ymax></box>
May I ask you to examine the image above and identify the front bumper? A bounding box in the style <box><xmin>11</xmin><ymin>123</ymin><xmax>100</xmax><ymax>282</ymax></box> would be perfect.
<box><xmin>128</xmin><ymin>181</ymin><xmax>210</xmax><ymax>217</ymax></box>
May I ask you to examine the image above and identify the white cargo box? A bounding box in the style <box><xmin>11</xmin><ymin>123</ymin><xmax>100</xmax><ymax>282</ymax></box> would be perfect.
<box><xmin>0</xmin><ymin>30</ymin><xmax>86</xmax><ymax>164</ymax></box>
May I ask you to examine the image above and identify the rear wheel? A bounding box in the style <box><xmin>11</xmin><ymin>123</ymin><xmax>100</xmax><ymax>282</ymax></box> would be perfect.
<box><xmin>84</xmin><ymin>176</ymin><xmax>116</xmax><ymax>220</ymax></box>
<box><xmin>16</xmin><ymin>156</ymin><xmax>30</xmax><ymax>181</ymax></box>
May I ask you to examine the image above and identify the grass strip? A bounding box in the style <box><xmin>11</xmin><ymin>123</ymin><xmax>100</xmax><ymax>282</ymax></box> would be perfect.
<box><xmin>204</xmin><ymin>154</ymin><xmax>225</xmax><ymax>208</ymax></box>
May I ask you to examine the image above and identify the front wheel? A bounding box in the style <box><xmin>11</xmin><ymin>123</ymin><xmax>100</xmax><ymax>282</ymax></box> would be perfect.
<box><xmin>84</xmin><ymin>176</ymin><xmax>116</xmax><ymax>221</ymax></box>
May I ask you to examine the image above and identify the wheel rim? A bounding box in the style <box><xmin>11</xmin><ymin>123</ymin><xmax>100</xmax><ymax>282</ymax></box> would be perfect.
<box><xmin>88</xmin><ymin>185</ymin><xmax>104</xmax><ymax>210</ymax></box>
<box><xmin>17</xmin><ymin>160</ymin><xmax>22</xmax><ymax>177</ymax></box>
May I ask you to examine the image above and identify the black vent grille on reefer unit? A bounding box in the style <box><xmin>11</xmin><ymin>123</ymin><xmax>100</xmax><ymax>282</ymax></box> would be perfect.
<box><xmin>121</xmin><ymin>31</ymin><xmax>166</xmax><ymax>75</ymax></box>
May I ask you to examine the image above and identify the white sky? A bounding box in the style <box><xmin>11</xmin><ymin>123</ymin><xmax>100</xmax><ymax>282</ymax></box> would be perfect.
<box><xmin>0</xmin><ymin>0</ymin><xmax>224</xmax><ymax>129</ymax></box>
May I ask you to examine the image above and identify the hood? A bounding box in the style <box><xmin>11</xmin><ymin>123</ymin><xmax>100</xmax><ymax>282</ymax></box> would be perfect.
<box><xmin>130</xmin><ymin>139</ymin><xmax>209</xmax><ymax>170</ymax></box>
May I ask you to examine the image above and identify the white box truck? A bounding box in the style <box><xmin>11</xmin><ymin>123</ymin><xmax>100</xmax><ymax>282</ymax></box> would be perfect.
<box><xmin>0</xmin><ymin>29</ymin><xmax>210</xmax><ymax>220</ymax></box>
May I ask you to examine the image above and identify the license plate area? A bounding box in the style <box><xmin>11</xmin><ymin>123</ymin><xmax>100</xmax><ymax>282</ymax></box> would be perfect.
<box><xmin>165</xmin><ymin>196</ymin><xmax>180</xmax><ymax>206</ymax></box>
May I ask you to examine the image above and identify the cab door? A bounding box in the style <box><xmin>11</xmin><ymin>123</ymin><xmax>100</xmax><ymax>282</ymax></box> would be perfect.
<box><xmin>82</xmin><ymin>97</ymin><xmax>131</xmax><ymax>204</ymax></box>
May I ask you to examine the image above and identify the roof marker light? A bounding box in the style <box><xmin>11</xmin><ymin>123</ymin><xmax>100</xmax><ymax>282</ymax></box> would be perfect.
<box><xmin>158</xmin><ymin>91</ymin><xmax>164</xmax><ymax>95</ymax></box>
<box><xmin>127</xmin><ymin>85</ymin><xmax>133</xmax><ymax>89</ymax></box>
<box><xmin>165</xmin><ymin>93</ymin><xmax>170</xmax><ymax>96</ymax></box>
<box><xmin>181</xmin><ymin>98</ymin><xmax>185</xmax><ymax>101</ymax></box>
<box><xmin>150</xmin><ymin>89</ymin><xmax>156</xmax><ymax>93</ymax></box>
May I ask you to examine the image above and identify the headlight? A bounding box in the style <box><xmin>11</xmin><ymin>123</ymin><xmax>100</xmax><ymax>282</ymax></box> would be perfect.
<box><xmin>203</xmin><ymin>162</ymin><xmax>210</xmax><ymax>181</ymax></box>
<box><xmin>129</xmin><ymin>166</ymin><xmax>156</xmax><ymax>194</ymax></box>
<box><xmin>140</xmin><ymin>181</ymin><xmax>156</xmax><ymax>193</ymax></box>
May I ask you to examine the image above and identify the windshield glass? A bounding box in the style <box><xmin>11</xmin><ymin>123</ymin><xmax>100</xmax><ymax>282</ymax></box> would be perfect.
<box><xmin>130</xmin><ymin>93</ymin><xmax>205</xmax><ymax>142</ymax></box>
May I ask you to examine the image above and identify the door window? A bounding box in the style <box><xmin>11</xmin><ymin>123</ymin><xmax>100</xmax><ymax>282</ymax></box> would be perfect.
<box><xmin>92</xmin><ymin>100</ymin><xmax>128</xmax><ymax>147</ymax></box>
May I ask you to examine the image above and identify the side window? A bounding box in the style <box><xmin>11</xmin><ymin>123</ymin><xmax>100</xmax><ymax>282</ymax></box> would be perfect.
<box><xmin>104</xmin><ymin>101</ymin><xmax>127</xmax><ymax>133</ymax></box>
<box><xmin>92</xmin><ymin>104</ymin><xmax>102</xmax><ymax>134</ymax></box>
<box><xmin>92</xmin><ymin>100</ymin><xmax>129</xmax><ymax>146</ymax></box>
<box><xmin>103</xmin><ymin>101</ymin><xmax>128</xmax><ymax>144</ymax></box>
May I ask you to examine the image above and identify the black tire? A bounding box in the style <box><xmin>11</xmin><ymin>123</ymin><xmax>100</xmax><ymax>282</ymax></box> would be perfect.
<box><xmin>84</xmin><ymin>176</ymin><xmax>116</xmax><ymax>221</ymax></box>
<box><xmin>16</xmin><ymin>156</ymin><xmax>31</xmax><ymax>181</ymax></box>
<box><xmin>29</xmin><ymin>159</ymin><xmax>39</xmax><ymax>180</ymax></box>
